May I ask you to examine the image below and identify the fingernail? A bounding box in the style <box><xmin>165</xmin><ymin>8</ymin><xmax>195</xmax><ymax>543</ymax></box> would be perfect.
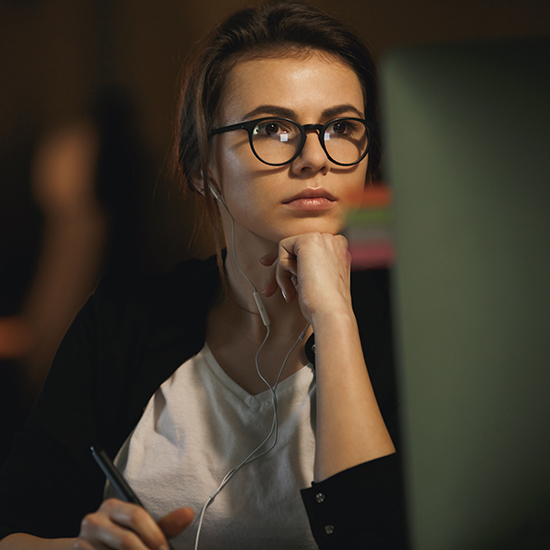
<box><xmin>259</xmin><ymin>255</ymin><xmax>268</xmax><ymax>264</ymax></box>
<box><xmin>281</xmin><ymin>288</ymin><xmax>288</xmax><ymax>302</ymax></box>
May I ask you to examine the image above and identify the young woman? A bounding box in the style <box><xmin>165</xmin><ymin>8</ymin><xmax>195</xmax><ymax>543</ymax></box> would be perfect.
<box><xmin>0</xmin><ymin>2</ymin><xmax>405</xmax><ymax>549</ymax></box>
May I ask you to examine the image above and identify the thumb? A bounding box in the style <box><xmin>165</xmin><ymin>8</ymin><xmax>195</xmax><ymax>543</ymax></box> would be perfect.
<box><xmin>158</xmin><ymin>507</ymin><xmax>195</xmax><ymax>540</ymax></box>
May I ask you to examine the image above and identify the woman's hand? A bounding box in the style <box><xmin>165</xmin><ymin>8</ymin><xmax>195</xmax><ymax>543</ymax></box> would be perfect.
<box><xmin>74</xmin><ymin>499</ymin><xmax>194</xmax><ymax>550</ymax></box>
<box><xmin>261</xmin><ymin>232</ymin><xmax>353</xmax><ymax>323</ymax></box>
<box><xmin>262</xmin><ymin>232</ymin><xmax>395</xmax><ymax>479</ymax></box>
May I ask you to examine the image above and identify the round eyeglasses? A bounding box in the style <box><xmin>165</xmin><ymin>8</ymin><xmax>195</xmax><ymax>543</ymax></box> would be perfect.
<box><xmin>209</xmin><ymin>117</ymin><xmax>377</xmax><ymax>167</ymax></box>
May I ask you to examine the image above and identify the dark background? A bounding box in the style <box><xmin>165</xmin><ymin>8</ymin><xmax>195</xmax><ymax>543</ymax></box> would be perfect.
<box><xmin>2</xmin><ymin>0</ymin><xmax>549</xmax><ymax>276</ymax></box>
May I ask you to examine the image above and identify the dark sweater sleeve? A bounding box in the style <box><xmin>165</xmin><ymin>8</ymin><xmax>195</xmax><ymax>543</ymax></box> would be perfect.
<box><xmin>0</xmin><ymin>290</ymin><xmax>105</xmax><ymax>539</ymax></box>
<box><xmin>0</xmin><ymin>260</ymin><xmax>213</xmax><ymax>541</ymax></box>
<box><xmin>299</xmin><ymin>269</ymin><xmax>408</xmax><ymax>549</ymax></box>
<box><xmin>300</xmin><ymin>455</ymin><xmax>407</xmax><ymax>549</ymax></box>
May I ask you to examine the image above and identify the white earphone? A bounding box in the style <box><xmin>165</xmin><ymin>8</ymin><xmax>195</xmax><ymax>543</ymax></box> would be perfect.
<box><xmin>193</xmin><ymin>174</ymin><xmax>309</xmax><ymax>550</ymax></box>
<box><xmin>209</xmin><ymin>183</ymin><xmax>222</xmax><ymax>202</ymax></box>
<box><xmin>207</xmin><ymin>179</ymin><xmax>270</xmax><ymax>328</ymax></box>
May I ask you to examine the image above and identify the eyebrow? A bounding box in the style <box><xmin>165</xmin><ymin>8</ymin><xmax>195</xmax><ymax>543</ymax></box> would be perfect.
<box><xmin>240</xmin><ymin>103</ymin><xmax>364</xmax><ymax>121</ymax></box>
<box><xmin>322</xmin><ymin>104</ymin><xmax>364</xmax><ymax>119</ymax></box>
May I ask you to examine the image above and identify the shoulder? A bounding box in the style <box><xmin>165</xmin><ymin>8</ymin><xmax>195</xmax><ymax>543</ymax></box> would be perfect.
<box><xmin>34</xmin><ymin>255</ymin><xmax>221</xmax><ymax>461</ymax></box>
<box><xmin>0</xmin><ymin>257</ymin><xmax>222</xmax><ymax>539</ymax></box>
<box><xmin>85</xmin><ymin>255</ymin><xmax>221</xmax><ymax>337</ymax></box>
<box><xmin>95</xmin><ymin>255</ymin><xmax>220</xmax><ymax>315</ymax></box>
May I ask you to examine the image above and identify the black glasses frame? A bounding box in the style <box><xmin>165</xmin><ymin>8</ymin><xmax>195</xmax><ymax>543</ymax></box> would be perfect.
<box><xmin>209</xmin><ymin>116</ymin><xmax>377</xmax><ymax>167</ymax></box>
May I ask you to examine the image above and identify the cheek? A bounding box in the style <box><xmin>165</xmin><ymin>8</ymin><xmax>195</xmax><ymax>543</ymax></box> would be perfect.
<box><xmin>214</xmin><ymin>143</ymin><xmax>280</xmax><ymax>210</ymax></box>
<box><xmin>213</xmin><ymin>155</ymin><xmax>269</xmax><ymax>226</ymax></box>
<box><xmin>218</xmin><ymin>160</ymin><xmax>260</xmax><ymax>208</ymax></box>
<box><xmin>211</xmin><ymin>137</ymin><xmax>255</xmax><ymax>195</ymax></box>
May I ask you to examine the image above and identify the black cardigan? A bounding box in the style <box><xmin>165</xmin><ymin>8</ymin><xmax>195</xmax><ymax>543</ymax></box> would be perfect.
<box><xmin>0</xmin><ymin>256</ymin><xmax>407</xmax><ymax>549</ymax></box>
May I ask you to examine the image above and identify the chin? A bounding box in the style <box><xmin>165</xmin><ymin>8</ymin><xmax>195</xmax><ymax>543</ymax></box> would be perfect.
<box><xmin>276</xmin><ymin>217</ymin><xmax>344</xmax><ymax>240</ymax></box>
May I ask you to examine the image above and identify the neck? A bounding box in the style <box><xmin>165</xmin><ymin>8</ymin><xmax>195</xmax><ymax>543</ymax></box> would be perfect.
<box><xmin>218</xmin><ymin>229</ymin><xmax>306</xmax><ymax>342</ymax></box>
<box><xmin>227</xmin><ymin>246</ymin><xmax>304</xmax><ymax>330</ymax></box>
<box><xmin>205</xmin><ymin>213</ymin><xmax>313</xmax><ymax>392</ymax></box>
<box><xmin>214</xmin><ymin>200</ymin><xmax>313</xmax><ymax>345</ymax></box>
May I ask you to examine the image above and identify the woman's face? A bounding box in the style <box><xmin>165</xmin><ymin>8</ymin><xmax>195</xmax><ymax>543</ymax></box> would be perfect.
<box><xmin>208</xmin><ymin>50</ymin><xmax>369</xmax><ymax>246</ymax></box>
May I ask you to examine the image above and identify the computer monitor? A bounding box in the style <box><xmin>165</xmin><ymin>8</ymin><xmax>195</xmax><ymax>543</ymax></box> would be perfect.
<box><xmin>381</xmin><ymin>38</ymin><xmax>550</xmax><ymax>549</ymax></box>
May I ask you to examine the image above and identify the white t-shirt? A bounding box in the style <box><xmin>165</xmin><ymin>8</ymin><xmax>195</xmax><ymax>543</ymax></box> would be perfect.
<box><xmin>106</xmin><ymin>343</ymin><xmax>318</xmax><ymax>550</ymax></box>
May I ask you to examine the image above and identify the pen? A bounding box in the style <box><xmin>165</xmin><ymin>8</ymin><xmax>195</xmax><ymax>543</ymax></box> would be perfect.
<box><xmin>90</xmin><ymin>445</ymin><xmax>176</xmax><ymax>550</ymax></box>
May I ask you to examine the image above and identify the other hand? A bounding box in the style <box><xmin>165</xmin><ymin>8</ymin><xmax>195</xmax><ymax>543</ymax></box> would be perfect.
<box><xmin>74</xmin><ymin>499</ymin><xmax>194</xmax><ymax>550</ymax></box>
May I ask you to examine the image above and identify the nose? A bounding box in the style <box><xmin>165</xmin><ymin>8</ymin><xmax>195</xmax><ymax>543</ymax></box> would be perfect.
<box><xmin>290</xmin><ymin>129</ymin><xmax>329</xmax><ymax>175</ymax></box>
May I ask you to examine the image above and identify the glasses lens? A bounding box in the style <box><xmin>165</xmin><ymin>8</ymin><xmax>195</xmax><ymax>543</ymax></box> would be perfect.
<box><xmin>251</xmin><ymin>119</ymin><xmax>301</xmax><ymax>165</ymax></box>
<box><xmin>323</xmin><ymin>119</ymin><xmax>369</xmax><ymax>165</ymax></box>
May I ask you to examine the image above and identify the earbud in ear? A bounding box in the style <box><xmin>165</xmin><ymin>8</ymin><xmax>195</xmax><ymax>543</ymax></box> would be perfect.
<box><xmin>209</xmin><ymin>184</ymin><xmax>222</xmax><ymax>202</ymax></box>
<box><xmin>197</xmin><ymin>167</ymin><xmax>222</xmax><ymax>202</ymax></box>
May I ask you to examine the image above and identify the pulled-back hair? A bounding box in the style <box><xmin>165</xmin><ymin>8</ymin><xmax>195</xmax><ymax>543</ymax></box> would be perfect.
<box><xmin>175</xmin><ymin>0</ymin><xmax>380</xmax><ymax>268</ymax></box>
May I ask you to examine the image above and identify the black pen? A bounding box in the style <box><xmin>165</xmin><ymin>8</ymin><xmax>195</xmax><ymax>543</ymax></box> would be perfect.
<box><xmin>90</xmin><ymin>446</ymin><xmax>176</xmax><ymax>550</ymax></box>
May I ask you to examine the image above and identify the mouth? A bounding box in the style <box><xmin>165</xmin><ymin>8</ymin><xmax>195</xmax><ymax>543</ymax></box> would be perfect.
<box><xmin>283</xmin><ymin>188</ymin><xmax>337</xmax><ymax>203</ymax></box>
<box><xmin>283</xmin><ymin>188</ymin><xmax>337</xmax><ymax>212</ymax></box>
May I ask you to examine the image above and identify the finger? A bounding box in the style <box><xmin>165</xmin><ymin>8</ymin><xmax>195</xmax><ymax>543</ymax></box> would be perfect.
<box><xmin>276</xmin><ymin>242</ymin><xmax>298</xmax><ymax>302</ymax></box>
<box><xmin>261</xmin><ymin>262</ymin><xmax>279</xmax><ymax>298</ymax></box>
<box><xmin>158</xmin><ymin>507</ymin><xmax>195</xmax><ymax>540</ymax></box>
<box><xmin>264</xmin><ymin>264</ymin><xmax>296</xmax><ymax>301</ymax></box>
<box><xmin>98</xmin><ymin>499</ymin><xmax>168</xmax><ymax>550</ymax></box>
<box><xmin>80</xmin><ymin>511</ymin><xmax>151</xmax><ymax>550</ymax></box>
<box><xmin>278</xmin><ymin>255</ymin><xmax>298</xmax><ymax>277</ymax></box>
<box><xmin>275</xmin><ymin>262</ymin><xmax>296</xmax><ymax>302</ymax></box>
<box><xmin>259</xmin><ymin>249</ymin><xmax>278</xmax><ymax>267</ymax></box>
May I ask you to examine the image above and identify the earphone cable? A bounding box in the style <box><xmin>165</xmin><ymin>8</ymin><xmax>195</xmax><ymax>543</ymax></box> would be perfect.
<box><xmin>194</xmin><ymin>189</ymin><xmax>310</xmax><ymax>550</ymax></box>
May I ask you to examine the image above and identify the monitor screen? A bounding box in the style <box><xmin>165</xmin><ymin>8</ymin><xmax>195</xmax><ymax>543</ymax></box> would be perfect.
<box><xmin>381</xmin><ymin>38</ymin><xmax>550</xmax><ymax>549</ymax></box>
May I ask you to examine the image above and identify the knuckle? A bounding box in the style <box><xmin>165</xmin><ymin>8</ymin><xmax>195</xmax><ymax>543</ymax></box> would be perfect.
<box><xmin>100</xmin><ymin>498</ymin><xmax>119</xmax><ymax>513</ymax></box>
<box><xmin>337</xmin><ymin>234</ymin><xmax>349</xmax><ymax>245</ymax></box>
<box><xmin>310</xmin><ymin>231</ymin><xmax>322</xmax><ymax>241</ymax></box>
<box><xmin>127</xmin><ymin>505</ymin><xmax>148</xmax><ymax>529</ymax></box>
<box><xmin>336</xmin><ymin>236</ymin><xmax>349</xmax><ymax>254</ymax></box>
<box><xmin>80</xmin><ymin>513</ymin><xmax>99</xmax><ymax>531</ymax></box>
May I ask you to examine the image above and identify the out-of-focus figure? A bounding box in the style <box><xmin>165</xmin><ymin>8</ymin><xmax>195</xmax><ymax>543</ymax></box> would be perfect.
<box><xmin>24</xmin><ymin>119</ymin><xmax>107</xmax><ymax>391</ymax></box>
<box><xmin>0</xmin><ymin>91</ymin><xmax>146</xmax><ymax>466</ymax></box>
<box><xmin>0</xmin><ymin>119</ymin><xmax>107</xmax><ymax>464</ymax></box>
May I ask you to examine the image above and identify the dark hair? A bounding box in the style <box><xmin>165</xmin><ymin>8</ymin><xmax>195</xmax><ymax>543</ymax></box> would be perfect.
<box><xmin>175</xmin><ymin>0</ymin><xmax>380</xmax><ymax>269</ymax></box>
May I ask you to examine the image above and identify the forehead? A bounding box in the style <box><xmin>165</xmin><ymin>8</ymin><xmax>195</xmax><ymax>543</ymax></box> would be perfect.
<box><xmin>219</xmin><ymin>51</ymin><xmax>365</xmax><ymax>123</ymax></box>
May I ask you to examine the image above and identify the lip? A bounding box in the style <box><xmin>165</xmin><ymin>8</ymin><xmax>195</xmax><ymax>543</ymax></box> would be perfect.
<box><xmin>283</xmin><ymin>188</ymin><xmax>337</xmax><ymax>212</ymax></box>
<box><xmin>283</xmin><ymin>188</ymin><xmax>337</xmax><ymax>203</ymax></box>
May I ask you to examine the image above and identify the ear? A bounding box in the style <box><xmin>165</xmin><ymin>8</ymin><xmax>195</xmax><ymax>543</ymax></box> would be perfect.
<box><xmin>190</xmin><ymin>167</ymin><xmax>223</xmax><ymax>200</ymax></box>
<box><xmin>189</xmin><ymin>167</ymin><xmax>205</xmax><ymax>195</ymax></box>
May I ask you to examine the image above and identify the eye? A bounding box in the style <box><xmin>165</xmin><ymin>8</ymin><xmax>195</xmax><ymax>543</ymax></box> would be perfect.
<box><xmin>326</xmin><ymin>119</ymin><xmax>365</xmax><ymax>140</ymax></box>
<box><xmin>332</xmin><ymin>121</ymin><xmax>348</xmax><ymax>134</ymax></box>
<box><xmin>264</xmin><ymin>122</ymin><xmax>281</xmax><ymax>135</ymax></box>
<box><xmin>253</xmin><ymin>119</ymin><xmax>294</xmax><ymax>139</ymax></box>
<box><xmin>327</xmin><ymin>119</ymin><xmax>355</xmax><ymax>135</ymax></box>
